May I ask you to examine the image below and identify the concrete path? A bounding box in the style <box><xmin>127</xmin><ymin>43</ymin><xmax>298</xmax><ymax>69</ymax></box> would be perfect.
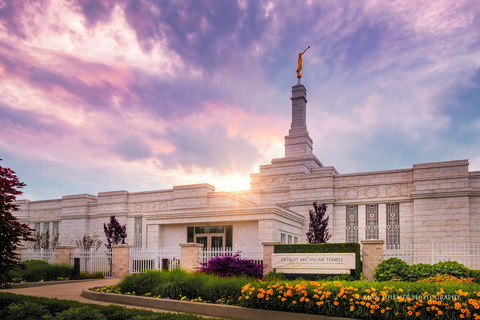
<box><xmin>0</xmin><ymin>278</ymin><xmax>168</xmax><ymax>311</ymax></box>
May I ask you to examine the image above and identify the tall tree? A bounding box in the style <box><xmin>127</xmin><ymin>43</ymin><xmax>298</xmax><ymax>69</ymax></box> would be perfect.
<box><xmin>306</xmin><ymin>202</ymin><xmax>331</xmax><ymax>243</ymax></box>
<box><xmin>0</xmin><ymin>160</ymin><xmax>34</xmax><ymax>282</ymax></box>
<box><xmin>103</xmin><ymin>215</ymin><xmax>127</xmax><ymax>249</ymax></box>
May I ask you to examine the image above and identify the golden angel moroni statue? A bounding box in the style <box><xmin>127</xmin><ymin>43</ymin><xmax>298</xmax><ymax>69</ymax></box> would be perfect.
<box><xmin>296</xmin><ymin>46</ymin><xmax>310</xmax><ymax>79</ymax></box>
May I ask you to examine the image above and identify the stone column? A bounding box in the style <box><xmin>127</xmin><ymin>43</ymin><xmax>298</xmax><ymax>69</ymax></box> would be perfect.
<box><xmin>180</xmin><ymin>243</ymin><xmax>203</xmax><ymax>273</ymax></box>
<box><xmin>55</xmin><ymin>246</ymin><xmax>75</xmax><ymax>265</ymax></box>
<box><xmin>262</xmin><ymin>241</ymin><xmax>281</xmax><ymax>275</ymax></box>
<box><xmin>361</xmin><ymin>240</ymin><xmax>384</xmax><ymax>281</ymax></box>
<box><xmin>112</xmin><ymin>244</ymin><xmax>133</xmax><ymax>278</ymax></box>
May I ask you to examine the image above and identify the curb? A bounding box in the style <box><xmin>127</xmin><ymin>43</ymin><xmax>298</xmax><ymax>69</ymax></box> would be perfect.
<box><xmin>82</xmin><ymin>289</ymin><xmax>356</xmax><ymax>320</ymax></box>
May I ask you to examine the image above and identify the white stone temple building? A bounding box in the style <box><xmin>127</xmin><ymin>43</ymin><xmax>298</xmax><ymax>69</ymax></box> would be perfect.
<box><xmin>14</xmin><ymin>81</ymin><xmax>480</xmax><ymax>249</ymax></box>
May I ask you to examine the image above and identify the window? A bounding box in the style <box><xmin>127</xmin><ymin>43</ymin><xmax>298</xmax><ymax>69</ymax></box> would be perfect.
<box><xmin>366</xmin><ymin>204</ymin><xmax>378</xmax><ymax>239</ymax></box>
<box><xmin>346</xmin><ymin>205</ymin><xmax>358</xmax><ymax>243</ymax></box>
<box><xmin>43</xmin><ymin>222</ymin><xmax>50</xmax><ymax>233</ymax></box>
<box><xmin>186</xmin><ymin>225</ymin><xmax>232</xmax><ymax>249</ymax></box>
<box><xmin>34</xmin><ymin>223</ymin><xmax>41</xmax><ymax>235</ymax></box>
<box><xmin>134</xmin><ymin>217</ymin><xmax>142</xmax><ymax>248</ymax></box>
<box><xmin>52</xmin><ymin>221</ymin><xmax>59</xmax><ymax>237</ymax></box>
<box><xmin>288</xmin><ymin>235</ymin><xmax>292</xmax><ymax>244</ymax></box>
<box><xmin>387</xmin><ymin>203</ymin><xmax>400</xmax><ymax>247</ymax></box>
<box><xmin>280</xmin><ymin>233</ymin><xmax>286</xmax><ymax>243</ymax></box>
<box><xmin>294</xmin><ymin>236</ymin><xmax>298</xmax><ymax>244</ymax></box>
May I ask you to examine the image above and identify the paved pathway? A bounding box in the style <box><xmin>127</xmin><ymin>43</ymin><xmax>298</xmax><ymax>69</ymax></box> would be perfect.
<box><xmin>0</xmin><ymin>278</ymin><xmax>173</xmax><ymax>312</ymax></box>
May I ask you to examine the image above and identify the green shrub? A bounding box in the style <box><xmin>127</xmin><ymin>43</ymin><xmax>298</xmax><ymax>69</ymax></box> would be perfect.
<box><xmin>0</xmin><ymin>292</ymin><xmax>224</xmax><ymax>320</ymax></box>
<box><xmin>52</xmin><ymin>307</ymin><xmax>106</xmax><ymax>320</ymax></box>
<box><xmin>433</xmin><ymin>261</ymin><xmax>470</xmax><ymax>279</ymax></box>
<box><xmin>373</xmin><ymin>257</ymin><xmax>409</xmax><ymax>281</ymax></box>
<box><xmin>5</xmin><ymin>261</ymin><xmax>75</xmax><ymax>283</ymax></box>
<box><xmin>79</xmin><ymin>272</ymin><xmax>104</xmax><ymax>279</ymax></box>
<box><xmin>469</xmin><ymin>269</ymin><xmax>480</xmax><ymax>284</ymax></box>
<box><xmin>406</xmin><ymin>263</ymin><xmax>434</xmax><ymax>282</ymax></box>
<box><xmin>263</xmin><ymin>270</ymin><xmax>286</xmax><ymax>281</ymax></box>
<box><xmin>0</xmin><ymin>301</ymin><xmax>50</xmax><ymax>320</ymax></box>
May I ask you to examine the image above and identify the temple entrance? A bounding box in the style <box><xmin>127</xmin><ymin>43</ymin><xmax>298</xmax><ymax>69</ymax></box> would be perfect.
<box><xmin>196</xmin><ymin>235</ymin><xmax>223</xmax><ymax>249</ymax></box>
<box><xmin>187</xmin><ymin>225</ymin><xmax>232</xmax><ymax>249</ymax></box>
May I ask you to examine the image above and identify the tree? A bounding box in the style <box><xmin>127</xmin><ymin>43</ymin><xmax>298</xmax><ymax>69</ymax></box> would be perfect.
<box><xmin>76</xmin><ymin>234</ymin><xmax>102</xmax><ymax>251</ymax></box>
<box><xmin>30</xmin><ymin>230</ymin><xmax>59</xmax><ymax>251</ymax></box>
<box><xmin>306</xmin><ymin>202</ymin><xmax>331</xmax><ymax>243</ymax></box>
<box><xmin>0</xmin><ymin>160</ymin><xmax>34</xmax><ymax>282</ymax></box>
<box><xmin>103</xmin><ymin>215</ymin><xmax>127</xmax><ymax>249</ymax></box>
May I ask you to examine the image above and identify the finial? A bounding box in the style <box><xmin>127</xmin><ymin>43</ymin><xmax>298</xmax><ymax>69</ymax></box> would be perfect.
<box><xmin>296</xmin><ymin>46</ymin><xmax>310</xmax><ymax>79</ymax></box>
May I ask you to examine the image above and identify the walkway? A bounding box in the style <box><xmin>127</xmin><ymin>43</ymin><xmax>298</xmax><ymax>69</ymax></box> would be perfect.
<box><xmin>0</xmin><ymin>278</ymin><xmax>168</xmax><ymax>311</ymax></box>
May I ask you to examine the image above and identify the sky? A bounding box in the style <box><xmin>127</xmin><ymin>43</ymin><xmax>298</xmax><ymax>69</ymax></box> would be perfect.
<box><xmin>1</xmin><ymin>0</ymin><xmax>480</xmax><ymax>201</ymax></box>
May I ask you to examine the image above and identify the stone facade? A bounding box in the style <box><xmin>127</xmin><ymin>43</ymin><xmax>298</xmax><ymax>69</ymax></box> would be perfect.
<box><xmin>13</xmin><ymin>82</ymin><xmax>480</xmax><ymax>248</ymax></box>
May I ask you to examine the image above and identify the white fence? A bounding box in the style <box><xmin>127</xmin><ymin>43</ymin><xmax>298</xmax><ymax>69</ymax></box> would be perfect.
<box><xmin>19</xmin><ymin>249</ymin><xmax>56</xmax><ymax>264</ymax></box>
<box><xmin>71</xmin><ymin>249</ymin><xmax>112</xmax><ymax>278</ymax></box>
<box><xmin>129</xmin><ymin>247</ymin><xmax>181</xmax><ymax>274</ymax></box>
<box><xmin>384</xmin><ymin>243</ymin><xmax>480</xmax><ymax>270</ymax></box>
<box><xmin>199</xmin><ymin>246</ymin><xmax>263</xmax><ymax>266</ymax></box>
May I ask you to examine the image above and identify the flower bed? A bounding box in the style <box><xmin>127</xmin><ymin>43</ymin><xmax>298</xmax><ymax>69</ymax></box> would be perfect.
<box><xmin>238</xmin><ymin>280</ymin><xmax>480</xmax><ymax>319</ymax></box>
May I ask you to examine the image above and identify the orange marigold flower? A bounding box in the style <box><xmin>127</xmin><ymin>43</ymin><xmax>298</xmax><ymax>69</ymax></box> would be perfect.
<box><xmin>370</xmin><ymin>310</ymin><xmax>374</xmax><ymax>314</ymax></box>
<box><xmin>334</xmin><ymin>302</ymin><xmax>339</xmax><ymax>306</ymax></box>
<box><xmin>408</xmin><ymin>311</ymin><xmax>413</xmax><ymax>316</ymax></box>
<box><xmin>350</xmin><ymin>306</ymin><xmax>354</xmax><ymax>311</ymax></box>
<box><xmin>416</xmin><ymin>312</ymin><xmax>421</xmax><ymax>316</ymax></box>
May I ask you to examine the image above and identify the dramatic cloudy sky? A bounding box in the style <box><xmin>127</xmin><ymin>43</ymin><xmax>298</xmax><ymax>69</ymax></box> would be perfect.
<box><xmin>1</xmin><ymin>0</ymin><xmax>479</xmax><ymax>201</ymax></box>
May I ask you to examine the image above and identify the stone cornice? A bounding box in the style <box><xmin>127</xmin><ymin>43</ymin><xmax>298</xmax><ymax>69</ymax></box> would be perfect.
<box><xmin>411</xmin><ymin>187</ymin><xmax>473</xmax><ymax>199</ymax></box>
<box><xmin>145</xmin><ymin>206</ymin><xmax>304</xmax><ymax>224</ymax></box>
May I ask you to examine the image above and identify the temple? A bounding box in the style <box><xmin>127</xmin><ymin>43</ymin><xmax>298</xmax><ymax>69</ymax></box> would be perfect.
<box><xmin>14</xmin><ymin>80</ymin><xmax>480</xmax><ymax>249</ymax></box>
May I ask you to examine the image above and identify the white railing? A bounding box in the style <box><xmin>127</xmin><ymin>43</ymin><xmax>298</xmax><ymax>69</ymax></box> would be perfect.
<box><xmin>384</xmin><ymin>243</ymin><xmax>480</xmax><ymax>270</ymax></box>
<box><xmin>129</xmin><ymin>247</ymin><xmax>181</xmax><ymax>274</ymax></box>
<box><xmin>199</xmin><ymin>246</ymin><xmax>263</xmax><ymax>266</ymax></box>
<box><xmin>20</xmin><ymin>249</ymin><xmax>56</xmax><ymax>263</ymax></box>
<box><xmin>71</xmin><ymin>249</ymin><xmax>112</xmax><ymax>278</ymax></box>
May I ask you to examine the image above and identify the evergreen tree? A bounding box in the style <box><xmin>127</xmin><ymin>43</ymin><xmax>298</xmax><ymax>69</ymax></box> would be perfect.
<box><xmin>306</xmin><ymin>202</ymin><xmax>331</xmax><ymax>243</ymax></box>
<box><xmin>0</xmin><ymin>160</ymin><xmax>34</xmax><ymax>282</ymax></box>
<box><xmin>103</xmin><ymin>215</ymin><xmax>127</xmax><ymax>249</ymax></box>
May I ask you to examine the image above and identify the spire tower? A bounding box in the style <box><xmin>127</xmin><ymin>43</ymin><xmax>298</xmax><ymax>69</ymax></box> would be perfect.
<box><xmin>284</xmin><ymin>82</ymin><xmax>313</xmax><ymax>157</ymax></box>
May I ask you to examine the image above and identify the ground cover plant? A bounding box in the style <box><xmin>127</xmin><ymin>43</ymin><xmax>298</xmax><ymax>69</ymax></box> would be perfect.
<box><xmin>0</xmin><ymin>292</ymin><xmax>225</xmax><ymax>320</ymax></box>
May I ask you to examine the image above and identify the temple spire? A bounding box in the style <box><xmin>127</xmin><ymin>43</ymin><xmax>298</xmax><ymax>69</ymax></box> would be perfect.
<box><xmin>284</xmin><ymin>82</ymin><xmax>313</xmax><ymax>157</ymax></box>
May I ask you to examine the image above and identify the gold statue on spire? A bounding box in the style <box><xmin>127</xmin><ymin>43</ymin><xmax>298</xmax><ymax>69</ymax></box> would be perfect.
<box><xmin>296</xmin><ymin>46</ymin><xmax>310</xmax><ymax>79</ymax></box>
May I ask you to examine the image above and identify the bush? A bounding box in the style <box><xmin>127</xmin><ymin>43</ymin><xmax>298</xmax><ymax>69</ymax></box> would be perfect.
<box><xmin>1</xmin><ymin>301</ymin><xmax>50</xmax><ymax>320</ymax></box>
<box><xmin>417</xmin><ymin>274</ymin><xmax>476</xmax><ymax>283</ymax></box>
<box><xmin>469</xmin><ymin>269</ymin><xmax>480</xmax><ymax>284</ymax></box>
<box><xmin>433</xmin><ymin>261</ymin><xmax>470</xmax><ymax>279</ymax></box>
<box><xmin>199</xmin><ymin>253</ymin><xmax>263</xmax><ymax>279</ymax></box>
<box><xmin>118</xmin><ymin>269</ymin><xmax>249</xmax><ymax>303</ymax></box>
<box><xmin>373</xmin><ymin>257</ymin><xmax>410</xmax><ymax>281</ymax></box>
<box><xmin>0</xmin><ymin>292</ymin><xmax>220</xmax><ymax>320</ymax></box>
<box><xmin>406</xmin><ymin>263</ymin><xmax>434</xmax><ymax>282</ymax></box>
<box><xmin>52</xmin><ymin>307</ymin><xmax>106</xmax><ymax>320</ymax></box>
<box><xmin>5</xmin><ymin>260</ymin><xmax>74</xmax><ymax>283</ymax></box>
<box><xmin>79</xmin><ymin>272</ymin><xmax>104</xmax><ymax>279</ymax></box>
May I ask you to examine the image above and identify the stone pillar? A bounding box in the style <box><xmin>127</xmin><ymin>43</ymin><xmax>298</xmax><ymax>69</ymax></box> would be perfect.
<box><xmin>112</xmin><ymin>244</ymin><xmax>133</xmax><ymax>278</ymax></box>
<box><xmin>361</xmin><ymin>240</ymin><xmax>384</xmax><ymax>281</ymax></box>
<box><xmin>180</xmin><ymin>243</ymin><xmax>203</xmax><ymax>273</ymax></box>
<box><xmin>262</xmin><ymin>241</ymin><xmax>281</xmax><ymax>275</ymax></box>
<box><xmin>55</xmin><ymin>246</ymin><xmax>75</xmax><ymax>265</ymax></box>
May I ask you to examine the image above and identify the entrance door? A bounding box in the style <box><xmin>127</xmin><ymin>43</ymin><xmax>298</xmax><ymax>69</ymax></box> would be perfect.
<box><xmin>195</xmin><ymin>235</ymin><xmax>223</xmax><ymax>249</ymax></box>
